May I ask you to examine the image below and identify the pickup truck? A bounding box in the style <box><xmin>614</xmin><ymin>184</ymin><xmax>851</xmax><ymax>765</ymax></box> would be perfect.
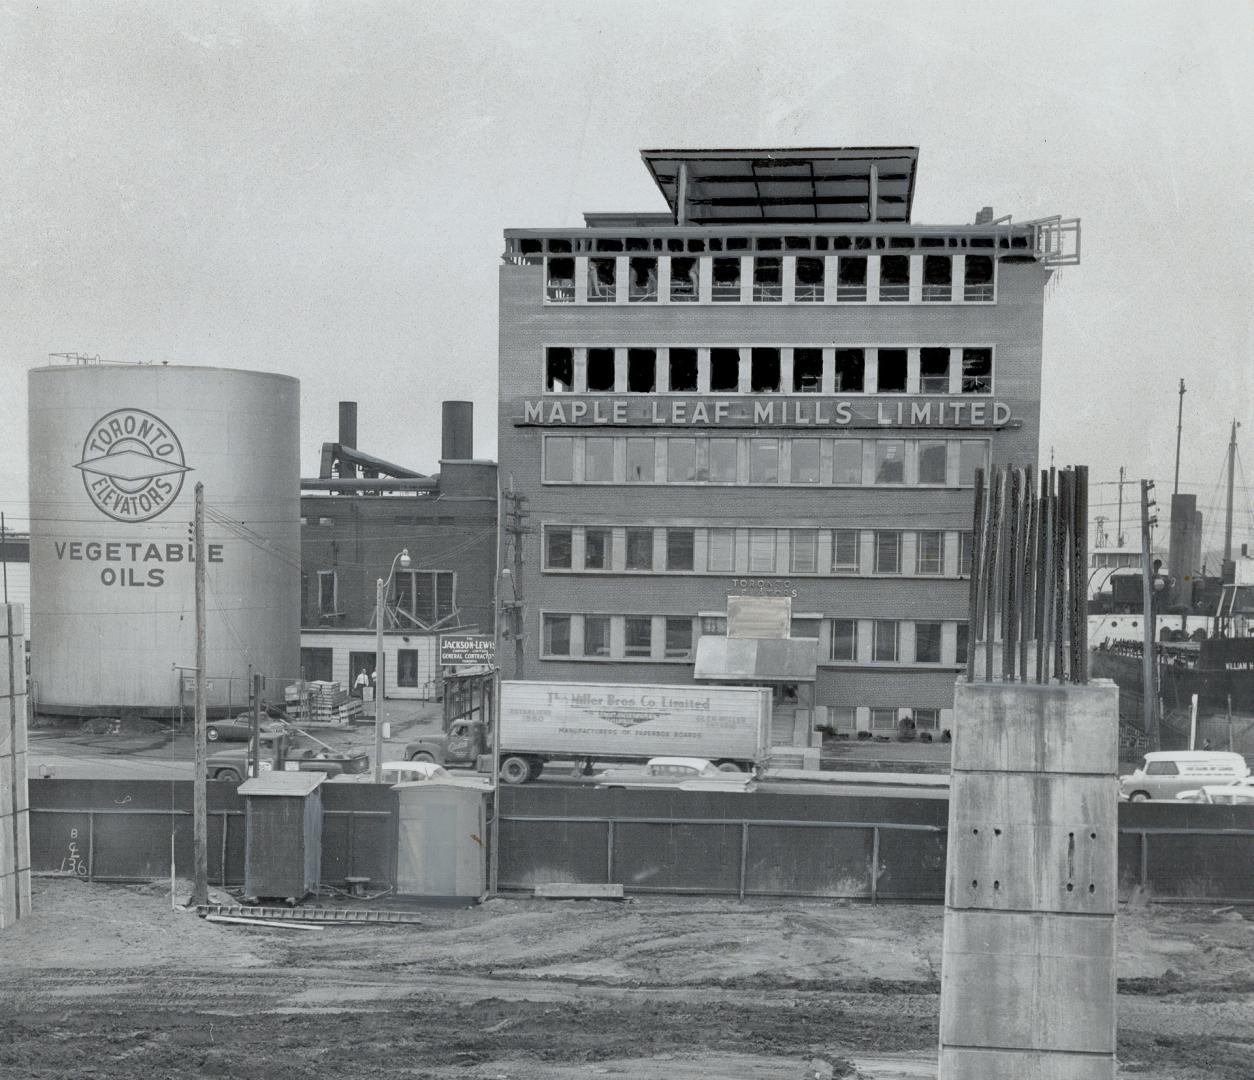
<box><xmin>207</xmin><ymin>731</ymin><xmax>369</xmax><ymax>783</ymax></box>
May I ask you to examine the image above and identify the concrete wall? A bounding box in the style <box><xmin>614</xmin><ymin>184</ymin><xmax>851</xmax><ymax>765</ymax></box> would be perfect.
<box><xmin>1</xmin><ymin>605</ymin><xmax>31</xmax><ymax>927</ymax></box>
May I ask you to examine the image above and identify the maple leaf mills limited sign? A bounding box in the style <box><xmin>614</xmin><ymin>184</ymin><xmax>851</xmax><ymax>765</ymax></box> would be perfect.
<box><xmin>74</xmin><ymin>408</ymin><xmax>191</xmax><ymax>523</ymax></box>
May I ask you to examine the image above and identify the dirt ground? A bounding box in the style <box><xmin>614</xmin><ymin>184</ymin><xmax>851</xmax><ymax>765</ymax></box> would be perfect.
<box><xmin>0</xmin><ymin>879</ymin><xmax>1251</xmax><ymax>1079</ymax></box>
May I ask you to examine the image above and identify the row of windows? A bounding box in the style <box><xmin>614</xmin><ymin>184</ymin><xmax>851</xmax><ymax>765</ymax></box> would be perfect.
<box><xmin>540</xmin><ymin>612</ymin><xmax>970</xmax><ymax>667</ymax></box>
<box><xmin>543</xmin><ymin>345</ymin><xmax>993</xmax><ymax>396</ymax></box>
<box><xmin>540</xmin><ymin>253</ymin><xmax>998</xmax><ymax>305</ymax></box>
<box><xmin>511</xmin><ymin>230</ymin><xmax>1030</xmax><ymax>257</ymax></box>
<box><xmin>311</xmin><ymin>569</ymin><xmax>456</xmax><ymax>622</ymax></box>
<box><xmin>543</xmin><ymin>525</ymin><xmax>973</xmax><ymax>577</ymax></box>
<box><xmin>543</xmin><ymin>435</ymin><xmax>989</xmax><ymax>488</ymax></box>
<box><xmin>821</xmin><ymin>706</ymin><xmax>947</xmax><ymax>734</ymax></box>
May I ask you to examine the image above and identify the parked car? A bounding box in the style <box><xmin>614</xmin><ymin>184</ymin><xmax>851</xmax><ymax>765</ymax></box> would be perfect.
<box><xmin>1175</xmin><ymin>778</ymin><xmax>1254</xmax><ymax>804</ymax></box>
<box><xmin>594</xmin><ymin>756</ymin><xmax>754</xmax><ymax>791</ymax></box>
<box><xmin>205</xmin><ymin>714</ymin><xmax>286</xmax><ymax>742</ymax></box>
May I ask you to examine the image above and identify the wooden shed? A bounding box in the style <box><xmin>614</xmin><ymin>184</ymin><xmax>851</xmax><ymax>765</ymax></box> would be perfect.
<box><xmin>239</xmin><ymin>771</ymin><xmax>327</xmax><ymax>902</ymax></box>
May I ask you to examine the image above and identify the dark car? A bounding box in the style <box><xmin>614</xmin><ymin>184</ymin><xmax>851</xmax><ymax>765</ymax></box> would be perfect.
<box><xmin>205</xmin><ymin>713</ymin><xmax>286</xmax><ymax>742</ymax></box>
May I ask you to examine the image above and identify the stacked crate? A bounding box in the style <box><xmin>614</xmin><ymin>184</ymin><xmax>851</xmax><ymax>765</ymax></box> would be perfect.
<box><xmin>284</xmin><ymin>681</ymin><xmax>362</xmax><ymax>725</ymax></box>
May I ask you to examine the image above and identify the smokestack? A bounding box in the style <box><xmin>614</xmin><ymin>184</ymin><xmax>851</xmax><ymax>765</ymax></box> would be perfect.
<box><xmin>442</xmin><ymin>401</ymin><xmax>473</xmax><ymax>461</ymax></box>
<box><xmin>338</xmin><ymin>402</ymin><xmax>357</xmax><ymax>480</ymax></box>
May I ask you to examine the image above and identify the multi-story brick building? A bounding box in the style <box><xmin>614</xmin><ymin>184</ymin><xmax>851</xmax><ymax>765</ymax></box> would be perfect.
<box><xmin>498</xmin><ymin>147</ymin><xmax>1078</xmax><ymax>738</ymax></box>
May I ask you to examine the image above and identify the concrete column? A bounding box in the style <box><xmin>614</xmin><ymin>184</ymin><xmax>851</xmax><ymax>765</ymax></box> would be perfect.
<box><xmin>0</xmin><ymin>605</ymin><xmax>31</xmax><ymax>928</ymax></box>
<box><xmin>938</xmin><ymin>679</ymin><xmax>1119</xmax><ymax>1080</ymax></box>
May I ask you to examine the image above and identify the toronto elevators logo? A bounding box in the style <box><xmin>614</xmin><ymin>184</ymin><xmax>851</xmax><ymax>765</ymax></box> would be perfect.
<box><xmin>74</xmin><ymin>408</ymin><xmax>191</xmax><ymax>522</ymax></box>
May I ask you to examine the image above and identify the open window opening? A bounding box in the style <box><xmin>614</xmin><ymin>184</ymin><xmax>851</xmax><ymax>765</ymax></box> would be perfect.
<box><xmin>964</xmin><ymin>255</ymin><xmax>994</xmax><ymax>301</ymax></box>
<box><xmin>793</xmin><ymin>347</ymin><xmax>823</xmax><ymax>392</ymax></box>
<box><xmin>961</xmin><ymin>348</ymin><xmax>992</xmax><ymax>394</ymax></box>
<box><xmin>750</xmin><ymin>348</ymin><xmax>780</xmax><ymax>393</ymax></box>
<box><xmin>627</xmin><ymin>348</ymin><xmax>656</xmax><ymax>393</ymax></box>
<box><xmin>879</xmin><ymin>255</ymin><xmax>910</xmax><ymax>302</ymax></box>
<box><xmin>666</xmin><ymin>529</ymin><xmax>695</xmax><ymax>571</ymax></box>
<box><xmin>668</xmin><ymin>348</ymin><xmax>698</xmax><ymax>392</ymax></box>
<box><xmin>546</xmin><ymin>257</ymin><xmax>575</xmax><ymax>302</ymax></box>
<box><xmin>711</xmin><ymin>257</ymin><xmax>741</xmax><ymax>302</ymax></box>
<box><xmin>545</xmin><ymin>347</ymin><xmax>573</xmax><ymax>393</ymax></box>
<box><xmin>753</xmin><ymin>257</ymin><xmax>782</xmax><ymax>301</ymax></box>
<box><xmin>833</xmin><ymin>348</ymin><xmax>865</xmax><ymax>393</ymax></box>
<box><xmin>794</xmin><ymin>256</ymin><xmax>824</xmax><ymax>301</ymax></box>
<box><xmin>710</xmin><ymin>348</ymin><xmax>740</xmax><ymax>392</ymax></box>
<box><xmin>836</xmin><ymin>256</ymin><xmax>867</xmax><ymax>301</ymax></box>
<box><xmin>669</xmin><ymin>257</ymin><xmax>699</xmax><ymax>302</ymax></box>
<box><xmin>665</xmin><ymin>617</ymin><xmax>694</xmax><ymax>659</ymax></box>
<box><xmin>629</xmin><ymin>257</ymin><xmax>657</xmax><ymax>302</ymax></box>
<box><xmin>586</xmin><ymin>348</ymin><xmax>615</xmax><ymax>392</ymax></box>
<box><xmin>877</xmin><ymin>349</ymin><xmax>907</xmax><ymax>393</ymax></box>
<box><xmin>588</xmin><ymin>258</ymin><xmax>616</xmax><ymax>302</ymax></box>
<box><xmin>922</xmin><ymin>255</ymin><xmax>952</xmax><ymax>302</ymax></box>
<box><xmin>920</xmin><ymin>348</ymin><xmax>950</xmax><ymax>394</ymax></box>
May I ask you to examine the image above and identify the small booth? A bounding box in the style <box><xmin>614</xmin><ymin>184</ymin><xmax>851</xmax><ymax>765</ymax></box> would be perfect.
<box><xmin>239</xmin><ymin>771</ymin><xmax>328</xmax><ymax>903</ymax></box>
<box><xmin>394</xmin><ymin>779</ymin><xmax>491</xmax><ymax>901</ymax></box>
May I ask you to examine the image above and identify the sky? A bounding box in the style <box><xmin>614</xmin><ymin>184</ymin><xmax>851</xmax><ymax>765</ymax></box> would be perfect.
<box><xmin>2</xmin><ymin>0</ymin><xmax>1252</xmax><ymax>557</ymax></box>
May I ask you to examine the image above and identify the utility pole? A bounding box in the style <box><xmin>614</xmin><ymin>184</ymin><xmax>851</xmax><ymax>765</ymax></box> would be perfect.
<box><xmin>1140</xmin><ymin>480</ymin><xmax>1158</xmax><ymax>749</ymax></box>
<box><xmin>251</xmin><ymin>672</ymin><xmax>263</xmax><ymax>779</ymax></box>
<box><xmin>192</xmin><ymin>482</ymin><xmax>208</xmax><ymax>907</ymax></box>
<box><xmin>1116</xmin><ymin>467</ymin><xmax>1126</xmax><ymax>547</ymax></box>
<box><xmin>1173</xmin><ymin>379</ymin><xmax>1186</xmax><ymax>495</ymax></box>
<box><xmin>501</xmin><ymin>487</ymin><xmax>532</xmax><ymax>680</ymax></box>
<box><xmin>1</xmin><ymin>512</ymin><xmax>7</xmax><ymax>604</ymax></box>
<box><xmin>1223</xmin><ymin>419</ymin><xmax>1239</xmax><ymax>564</ymax></box>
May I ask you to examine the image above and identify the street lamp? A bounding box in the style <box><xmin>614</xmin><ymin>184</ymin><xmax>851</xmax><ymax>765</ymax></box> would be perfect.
<box><xmin>375</xmin><ymin>548</ymin><xmax>411</xmax><ymax>782</ymax></box>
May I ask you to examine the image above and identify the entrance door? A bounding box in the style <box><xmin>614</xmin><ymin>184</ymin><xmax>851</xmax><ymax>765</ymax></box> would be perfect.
<box><xmin>349</xmin><ymin>652</ymin><xmax>375</xmax><ymax>698</ymax></box>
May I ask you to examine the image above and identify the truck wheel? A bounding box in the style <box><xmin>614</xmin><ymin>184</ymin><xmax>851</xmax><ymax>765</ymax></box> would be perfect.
<box><xmin>500</xmin><ymin>756</ymin><xmax>531</xmax><ymax>785</ymax></box>
<box><xmin>215</xmin><ymin>768</ymin><xmax>241</xmax><ymax>784</ymax></box>
<box><xmin>409</xmin><ymin>751</ymin><xmax>435</xmax><ymax>763</ymax></box>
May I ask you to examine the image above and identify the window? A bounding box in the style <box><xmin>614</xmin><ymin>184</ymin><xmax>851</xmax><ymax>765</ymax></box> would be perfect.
<box><xmin>666</xmin><ymin>529</ymin><xmax>695</xmax><ymax>571</ymax></box>
<box><xmin>545</xmin><ymin>347</ymin><xmax>573</xmax><ymax>392</ymax></box>
<box><xmin>1145</xmin><ymin>760</ymin><xmax>1179</xmax><ymax>776</ymax></box>
<box><xmin>708</xmin><ymin>439</ymin><xmax>738</xmax><ymax>482</ymax></box>
<box><xmin>670</xmin><ymin>257</ymin><xmax>699</xmax><ymax>302</ymax></box>
<box><xmin>712</xmin><ymin>257</ymin><xmax>741</xmax><ymax>301</ymax></box>
<box><xmin>586</xmin><ymin>348</ymin><xmax>615</xmax><ymax>392</ymax></box>
<box><xmin>917</xmin><ymin>530</ymin><xmax>945</xmax><ymax>575</ymax></box>
<box><xmin>669</xmin><ymin>348</ymin><xmax>698</xmax><ymax>392</ymax></box>
<box><xmin>629</xmin><ymin>257</ymin><xmax>657</xmax><ymax>302</ymax></box>
<box><xmin>962</xmin><ymin>348</ymin><xmax>992</xmax><ymax>393</ymax></box>
<box><xmin>588</xmin><ymin>257</ymin><xmax>616</xmax><ymax>301</ymax></box>
<box><xmin>316</xmin><ymin>570</ymin><xmax>338</xmax><ymax>616</ymax></box>
<box><xmin>790</xmin><ymin>440</ymin><xmax>820</xmax><ymax>484</ymax></box>
<box><xmin>546</xmin><ymin>257</ymin><xmax>575</xmax><ymax>302</ymax></box>
<box><xmin>833</xmin><ymin>348</ymin><xmax>865</xmax><ymax>392</ymax></box>
<box><xmin>395</xmin><ymin>571</ymin><xmax>456</xmax><ymax>623</ymax></box>
<box><xmin>627</xmin><ymin>348</ymin><xmax>656</xmax><ymax>393</ymax></box>
<box><xmin>922</xmin><ymin>255</ymin><xmax>952</xmax><ymax>302</ymax></box>
<box><xmin>748</xmin><ymin>529</ymin><xmax>776</xmax><ymax>573</ymax></box>
<box><xmin>584</xmin><ymin>528</ymin><xmax>611</xmax><ymax>570</ymax></box>
<box><xmin>795</xmin><ymin>256</ymin><xmax>824</xmax><ymax>301</ymax></box>
<box><xmin>710</xmin><ymin>348</ymin><xmax>740</xmax><ymax>392</ymax></box>
<box><xmin>827</xmin><ymin>706</ymin><xmax>857</xmax><ymax>732</ymax></box>
<box><xmin>626</xmin><ymin>438</ymin><xmax>654</xmax><ymax>483</ymax></box>
<box><xmin>875</xmin><ymin>440</ymin><xmax>905</xmax><ymax>484</ymax></box>
<box><xmin>832</xmin><ymin>529</ymin><xmax>860</xmax><ymax>571</ymax></box>
<box><xmin>397</xmin><ymin>649</ymin><xmax>420</xmax><ymax>688</ymax></box>
<box><xmin>914</xmin><ymin>707</ymin><xmax>941</xmax><ymax>731</ymax></box>
<box><xmin>873</xmin><ymin>620</ymin><xmax>899</xmax><ymax>662</ymax></box>
<box><xmin>301</xmin><ymin>647</ymin><xmax>333</xmax><ymax>683</ymax></box>
<box><xmin>707</xmin><ymin>528</ymin><xmax>736</xmax><ymax>572</ymax></box>
<box><xmin>584</xmin><ymin>438</ymin><xmax>614</xmax><ymax>481</ymax></box>
<box><xmin>665</xmin><ymin>617</ymin><xmax>694</xmax><ymax>658</ymax></box>
<box><xmin>964</xmin><ymin>255</ymin><xmax>994</xmax><ymax>301</ymax></box>
<box><xmin>959</xmin><ymin>440</ymin><xmax>987</xmax><ymax>485</ymax></box>
<box><xmin>545</xmin><ymin>526</ymin><xmax>573</xmax><ymax>569</ymax></box>
<box><xmin>751</xmin><ymin>348</ymin><xmax>780</xmax><ymax>392</ymax></box>
<box><xmin>918</xmin><ymin>441</ymin><xmax>948</xmax><ymax>485</ymax></box>
<box><xmin>793</xmin><ymin>347</ymin><xmax>822</xmax><ymax>392</ymax></box>
<box><xmin>668</xmin><ymin>438</ymin><xmax>697</xmax><ymax>482</ymax></box>
<box><xmin>874</xmin><ymin>531</ymin><xmax>902</xmax><ymax>574</ymax></box>
<box><xmin>877</xmin><ymin>349</ymin><xmax>907</xmax><ymax>393</ymax></box>
<box><xmin>583</xmin><ymin>615</ymin><xmax>610</xmax><ymax>657</ymax></box>
<box><xmin>790</xmin><ymin>529</ymin><xmax>818</xmax><ymax>573</ymax></box>
<box><xmin>544</xmin><ymin>437</ymin><xmax>574</xmax><ymax>482</ymax></box>
<box><xmin>791</xmin><ymin>618</ymin><xmax>820</xmax><ymax>639</ymax></box>
<box><xmin>956</xmin><ymin>623</ymin><xmax>970</xmax><ymax>665</ymax></box>
<box><xmin>871</xmin><ymin>707</ymin><xmax>899</xmax><ymax>732</ymax></box>
<box><xmin>915</xmin><ymin>621</ymin><xmax>942</xmax><ymax>663</ymax></box>
<box><xmin>753</xmin><ymin>256</ymin><xmax>782</xmax><ymax>301</ymax></box>
<box><xmin>543</xmin><ymin>614</ymin><xmax>571</xmax><ymax>656</ymax></box>
<box><xmin>701</xmin><ymin>615</ymin><xmax>727</xmax><ymax>635</ymax></box>
<box><xmin>879</xmin><ymin>254</ymin><xmax>910</xmax><ymax>301</ymax></box>
<box><xmin>920</xmin><ymin>348</ymin><xmax>950</xmax><ymax>394</ymax></box>
<box><xmin>624</xmin><ymin>617</ymin><xmax>652</xmax><ymax>657</ymax></box>
<box><xmin>829</xmin><ymin>618</ymin><xmax>857</xmax><ymax>661</ymax></box>
<box><xmin>625</xmin><ymin>528</ymin><xmax>653</xmax><ymax>571</ymax></box>
<box><xmin>837</xmin><ymin>256</ymin><xmax>867</xmax><ymax>301</ymax></box>
<box><xmin>832</xmin><ymin>440</ymin><xmax>863</xmax><ymax>484</ymax></box>
<box><xmin>750</xmin><ymin>439</ymin><xmax>779</xmax><ymax>483</ymax></box>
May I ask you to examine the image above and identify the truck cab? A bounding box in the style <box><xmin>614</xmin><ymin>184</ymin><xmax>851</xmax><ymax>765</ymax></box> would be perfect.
<box><xmin>207</xmin><ymin>731</ymin><xmax>368</xmax><ymax>784</ymax></box>
<box><xmin>404</xmin><ymin>719</ymin><xmax>487</xmax><ymax>770</ymax></box>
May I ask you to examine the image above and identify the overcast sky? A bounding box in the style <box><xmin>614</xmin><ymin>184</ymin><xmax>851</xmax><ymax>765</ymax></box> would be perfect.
<box><xmin>2</xmin><ymin>0</ymin><xmax>1251</xmax><ymax>555</ymax></box>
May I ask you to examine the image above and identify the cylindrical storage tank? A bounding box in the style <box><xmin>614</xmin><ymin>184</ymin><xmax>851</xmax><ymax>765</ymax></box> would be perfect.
<box><xmin>28</xmin><ymin>365</ymin><xmax>300</xmax><ymax>717</ymax></box>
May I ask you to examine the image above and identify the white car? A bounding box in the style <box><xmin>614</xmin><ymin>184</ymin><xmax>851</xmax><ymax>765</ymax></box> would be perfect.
<box><xmin>594</xmin><ymin>756</ymin><xmax>754</xmax><ymax>792</ymax></box>
<box><xmin>1174</xmin><ymin>778</ymin><xmax>1254</xmax><ymax>805</ymax></box>
<box><xmin>380</xmin><ymin>760</ymin><xmax>492</xmax><ymax>789</ymax></box>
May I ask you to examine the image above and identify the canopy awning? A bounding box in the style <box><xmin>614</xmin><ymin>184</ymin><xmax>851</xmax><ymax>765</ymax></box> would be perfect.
<box><xmin>694</xmin><ymin>636</ymin><xmax>819</xmax><ymax>682</ymax></box>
